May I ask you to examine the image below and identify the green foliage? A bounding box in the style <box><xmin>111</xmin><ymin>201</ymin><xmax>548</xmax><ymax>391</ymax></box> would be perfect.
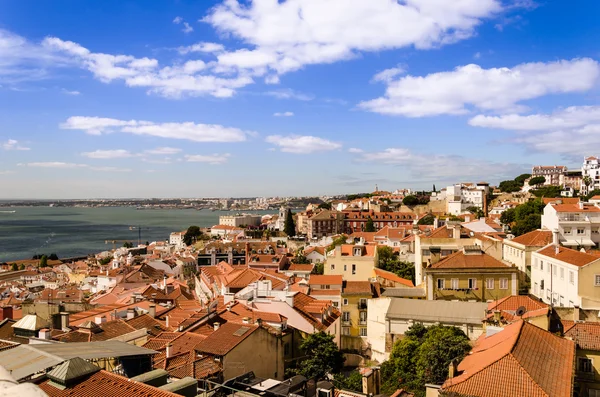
<box><xmin>99</xmin><ymin>256</ymin><xmax>112</xmax><ymax>266</ymax></box>
<box><xmin>347</xmin><ymin>193</ymin><xmax>373</xmax><ymax>200</ymax></box>
<box><xmin>504</xmin><ymin>199</ymin><xmax>545</xmax><ymax>236</ymax></box>
<box><xmin>511</xmin><ymin>213</ymin><xmax>541</xmax><ymax>236</ymax></box>
<box><xmin>499</xmin><ymin>207</ymin><xmax>515</xmax><ymax>225</ymax></box>
<box><xmin>18</xmin><ymin>264</ymin><xmax>25</xmax><ymax>270</ymax></box>
<box><xmin>531</xmin><ymin>185</ymin><xmax>561</xmax><ymax>198</ymax></box>
<box><xmin>333</xmin><ymin>371</ymin><xmax>363</xmax><ymax>392</ymax></box>
<box><xmin>312</xmin><ymin>262</ymin><xmax>324</xmax><ymax>275</ymax></box>
<box><xmin>318</xmin><ymin>202</ymin><xmax>332</xmax><ymax>210</ymax></box>
<box><xmin>377</xmin><ymin>246</ymin><xmax>415</xmax><ymax>284</ymax></box>
<box><xmin>403</xmin><ymin>195</ymin><xmax>420</xmax><ymax>206</ymax></box>
<box><xmin>365</xmin><ymin>216</ymin><xmax>375</xmax><ymax>232</ymax></box>
<box><xmin>123</xmin><ymin>241</ymin><xmax>134</xmax><ymax>248</ymax></box>
<box><xmin>39</xmin><ymin>255</ymin><xmax>48</xmax><ymax>268</ymax></box>
<box><xmin>584</xmin><ymin>189</ymin><xmax>600</xmax><ymax>201</ymax></box>
<box><xmin>328</xmin><ymin>235</ymin><xmax>348</xmax><ymax>251</ymax></box>
<box><xmin>466</xmin><ymin>206</ymin><xmax>484</xmax><ymax>218</ymax></box>
<box><xmin>381</xmin><ymin>324</ymin><xmax>471</xmax><ymax>397</ymax></box>
<box><xmin>295</xmin><ymin>331</ymin><xmax>344</xmax><ymax>380</ymax></box>
<box><xmin>499</xmin><ymin>180</ymin><xmax>521</xmax><ymax>193</ymax></box>
<box><xmin>183</xmin><ymin>225</ymin><xmax>203</xmax><ymax>246</ymax></box>
<box><xmin>284</xmin><ymin>209</ymin><xmax>296</xmax><ymax>237</ymax></box>
<box><xmin>48</xmin><ymin>253</ymin><xmax>59</xmax><ymax>260</ymax></box>
<box><xmin>528</xmin><ymin>176</ymin><xmax>546</xmax><ymax>186</ymax></box>
<box><xmin>417</xmin><ymin>214</ymin><xmax>435</xmax><ymax>225</ymax></box>
<box><xmin>293</xmin><ymin>249</ymin><xmax>311</xmax><ymax>264</ymax></box>
<box><xmin>514</xmin><ymin>173</ymin><xmax>532</xmax><ymax>185</ymax></box>
<box><xmin>432</xmin><ymin>184</ymin><xmax>436</xmax><ymax>192</ymax></box>
<box><xmin>10</xmin><ymin>263</ymin><xmax>18</xmax><ymax>271</ymax></box>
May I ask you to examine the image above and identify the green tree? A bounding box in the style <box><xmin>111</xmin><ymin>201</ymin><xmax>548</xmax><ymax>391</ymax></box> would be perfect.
<box><xmin>583</xmin><ymin>176</ymin><xmax>593</xmax><ymax>192</ymax></box>
<box><xmin>295</xmin><ymin>331</ymin><xmax>344</xmax><ymax>380</ymax></box>
<box><xmin>328</xmin><ymin>234</ymin><xmax>348</xmax><ymax>251</ymax></box>
<box><xmin>39</xmin><ymin>255</ymin><xmax>48</xmax><ymax>268</ymax></box>
<box><xmin>499</xmin><ymin>180</ymin><xmax>521</xmax><ymax>193</ymax></box>
<box><xmin>183</xmin><ymin>225</ymin><xmax>202</xmax><ymax>246</ymax></box>
<box><xmin>48</xmin><ymin>253</ymin><xmax>59</xmax><ymax>260</ymax></box>
<box><xmin>432</xmin><ymin>184</ymin><xmax>436</xmax><ymax>192</ymax></box>
<box><xmin>403</xmin><ymin>195</ymin><xmax>420</xmax><ymax>206</ymax></box>
<box><xmin>528</xmin><ymin>176</ymin><xmax>546</xmax><ymax>186</ymax></box>
<box><xmin>466</xmin><ymin>206</ymin><xmax>484</xmax><ymax>218</ymax></box>
<box><xmin>511</xmin><ymin>213</ymin><xmax>541</xmax><ymax>236</ymax></box>
<box><xmin>333</xmin><ymin>371</ymin><xmax>363</xmax><ymax>392</ymax></box>
<box><xmin>312</xmin><ymin>262</ymin><xmax>324</xmax><ymax>275</ymax></box>
<box><xmin>365</xmin><ymin>216</ymin><xmax>375</xmax><ymax>232</ymax></box>
<box><xmin>293</xmin><ymin>249</ymin><xmax>311</xmax><ymax>264</ymax></box>
<box><xmin>377</xmin><ymin>246</ymin><xmax>415</xmax><ymax>284</ymax></box>
<box><xmin>514</xmin><ymin>173</ymin><xmax>532</xmax><ymax>185</ymax></box>
<box><xmin>122</xmin><ymin>242</ymin><xmax>133</xmax><ymax>248</ymax></box>
<box><xmin>499</xmin><ymin>207</ymin><xmax>516</xmax><ymax>225</ymax></box>
<box><xmin>417</xmin><ymin>214</ymin><xmax>435</xmax><ymax>225</ymax></box>
<box><xmin>10</xmin><ymin>263</ymin><xmax>18</xmax><ymax>271</ymax></box>
<box><xmin>318</xmin><ymin>202</ymin><xmax>332</xmax><ymax>210</ymax></box>
<box><xmin>284</xmin><ymin>209</ymin><xmax>296</xmax><ymax>237</ymax></box>
<box><xmin>18</xmin><ymin>264</ymin><xmax>25</xmax><ymax>270</ymax></box>
<box><xmin>99</xmin><ymin>256</ymin><xmax>112</xmax><ymax>266</ymax></box>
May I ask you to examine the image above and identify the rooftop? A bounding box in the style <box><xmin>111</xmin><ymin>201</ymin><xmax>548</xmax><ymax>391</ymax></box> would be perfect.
<box><xmin>537</xmin><ymin>245</ymin><xmax>600</xmax><ymax>267</ymax></box>
<box><xmin>428</xmin><ymin>249</ymin><xmax>510</xmax><ymax>269</ymax></box>
<box><xmin>508</xmin><ymin>229</ymin><xmax>553</xmax><ymax>247</ymax></box>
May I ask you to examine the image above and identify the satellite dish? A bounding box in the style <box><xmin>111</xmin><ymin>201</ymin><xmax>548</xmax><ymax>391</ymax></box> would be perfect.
<box><xmin>515</xmin><ymin>306</ymin><xmax>527</xmax><ymax>317</ymax></box>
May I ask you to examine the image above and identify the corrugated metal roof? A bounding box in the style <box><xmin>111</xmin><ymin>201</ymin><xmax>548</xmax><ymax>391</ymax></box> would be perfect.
<box><xmin>386</xmin><ymin>298</ymin><xmax>487</xmax><ymax>324</ymax></box>
<box><xmin>0</xmin><ymin>345</ymin><xmax>64</xmax><ymax>380</ymax></box>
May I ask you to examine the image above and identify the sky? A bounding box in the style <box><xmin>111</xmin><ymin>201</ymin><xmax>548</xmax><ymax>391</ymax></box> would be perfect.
<box><xmin>1</xmin><ymin>0</ymin><xmax>600</xmax><ymax>199</ymax></box>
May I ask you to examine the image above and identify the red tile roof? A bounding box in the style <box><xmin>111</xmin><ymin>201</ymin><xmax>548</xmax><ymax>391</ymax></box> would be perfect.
<box><xmin>373</xmin><ymin>268</ymin><xmax>414</xmax><ymax>287</ymax></box>
<box><xmin>442</xmin><ymin>320</ymin><xmax>575</xmax><ymax>397</ymax></box>
<box><xmin>288</xmin><ymin>264</ymin><xmax>314</xmax><ymax>272</ymax></box>
<box><xmin>343</xmin><ymin>281</ymin><xmax>377</xmax><ymax>296</ymax></box>
<box><xmin>550</xmin><ymin>203</ymin><xmax>600</xmax><ymax>212</ymax></box>
<box><xmin>309</xmin><ymin>275</ymin><xmax>343</xmax><ymax>285</ymax></box>
<box><xmin>508</xmin><ymin>230</ymin><xmax>553</xmax><ymax>247</ymax></box>
<box><xmin>486</xmin><ymin>296</ymin><xmax>549</xmax><ymax>322</ymax></box>
<box><xmin>563</xmin><ymin>321</ymin><xmax>600</xmax><ymax>350</ymax></box>
<box><xmin>430</xmin><ymin>249</ymin><xmax>510</xmax><ymax>269</ymax></box>
<box><xmin>537</xmin><ymin>245</ymin><xmax>600</xmax><ymax>267</ymax></box>
<box><xmin>195</xmin><ymin>322</ymin><xmax>258</xmax><ymax>356</ymax></box>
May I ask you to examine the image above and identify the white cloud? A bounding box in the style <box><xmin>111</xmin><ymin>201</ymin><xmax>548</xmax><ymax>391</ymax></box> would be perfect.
<box><xmin>173</xmin><ymin>16</ymin><xmax>183</xmax><ymax>24</ymax></box>
<box><xmin>202</xmin><ymin>0</ymin><xmax>502</xmax><ymax>78</ymax></box>
<box><xmin>372</xmin><ymin>65</ymin><xmax>406</xmax><ymax>83</ymax></box>
<box><xmin>473</xmin><ymin>52</ymin><xmax>481</xmax><ymax>59</ymax></box>
<box><xmin>81</xmin><ymin>149</ymin><xmax>135</xmax><ymax>159</ymax></box>
<box><xmin>182</xmin><ymin>22</ymin><xmax>194</xmax><ymax>34</ymax></box>
<box><xmin>61</xmin><ymin>116</ymin><xmax>252</xmax><ymax>142</ymax></box>
<box><xmin>2</xmin><ymin>139</ymin><xmax>30</xmax><ymax>151</ymax></box>
<box><xmin>18</xmin><ymin>162</ymin><xmax>130</xmax><ymax>172</ymax></box>
<box><xmin>358</xmin><ymin>58</ymin><xmax>600</xmax><ymax>117</ymax></box>
<box><xmin>265</xmin><ymin>135</ymin><xmax>342</xmax><ymax>154</ymax></box>
<box><xmin>61</xmin><ymin>88</ymin><xmax>80</xmax><ymax>95</ymax></box>
<box><xmin>273</xmin><ymin>111</ymin><xmax>294</xmax><ymax>117</ymax></box>
<box><xmin>177</xmin><ymin>42</ymin><xmax>225</xmax><ymax>54</ymax></box>
<box><xmin>185</xmin><ymin>153</ymin><xmax>230</xmax><ymax>164</ymax></box>
<box><xmin>470</xmin><ymin>105</ymin><xmax>600</xmax><ymax>158</ymax></box>
<box><xmin>355</xmin><ymin>147</ymin><xmax>527</xmax><ymax>181</ymax></box>
<box><xmin>348</xmin><ymin>148</ymin><xmax>364</xmax><ymax>153</ymax></box>
<box><xmin>144</xmin><ymin>147</ymin><xmax>182</xmax><ymax>155</ymax></box>
<box><xmin>265</xmin><ymin>89</ymin><xmax>314</xmax><ymax>101</ymax></box>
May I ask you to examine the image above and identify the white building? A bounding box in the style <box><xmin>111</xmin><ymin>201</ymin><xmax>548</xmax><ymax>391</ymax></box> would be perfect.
<box><xmin>503</xmin><ymin>229</ymin><xmax>552</xmax><ymax>276</ymax></box>
<box><xmin>219</xmin><ymin>214</ymin><xmax>262</xmax><ymax>228</ymax></box>
<box><xmin>582</xmin><ymin>156</ymin><xmax>600</xmax><ymax>195</ymax></box>
<box><xmin>169</xmin><ymin>231</ymin><xmax>185</xmax><ymax>247</ymax></box>
<box><xmin>275</xmin><ymin>206</ymin><xmax>289</xmax><ymax>231</ymax></box>
<box><xmin>210</xmin><ymin>225</ymin><xmax>244</xmax><ymax>237</ymax></box>
<box><xmin>531</xmin><ymin>241</ymin><xmax>600</xmax><ymax>309</ymax></box>
<box><xmin>541</xmin><ymin>201</ymin><xmax>600</xmax><ymax>249</ymax></box>
<box><xmin>445</xmin><ymin>183</ymin><xmax>489</xmax><ymax>215</ymax></box>
<box><xmin>531</xmin><ymin>165</ymin><xmax>567</xmax><ymax>186</ymax></box>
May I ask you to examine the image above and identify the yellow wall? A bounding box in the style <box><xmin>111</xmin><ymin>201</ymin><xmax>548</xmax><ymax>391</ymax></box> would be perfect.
<box><xmin>324</xmin><ymin>253</ymin><xmax>377</xmax><ymax>281</ymax></box>
<box><xmin>577</xmin><ymin>259</ymin><xmax>600</xmax><ymax>308</ymax></box>
<box><xmin>426</xmin><ymin>271</ymin><xmax>518</xmax><ymax>301</ymax></box>
<box><xmin>576</xmin><ymin>349</ymin><xmax>600</xmax><ymax>393</ymax></box>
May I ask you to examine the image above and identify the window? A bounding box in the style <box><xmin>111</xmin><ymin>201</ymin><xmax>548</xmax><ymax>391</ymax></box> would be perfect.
<box><xmin>359</xmin><ymin>327</ymin><xmax>367</xmax><ymax>337</ymax></box>
<box><xmin>578</xmin><ymin>228</ymin><xmax>586</xmax><ymax>235</ymax></box>
<box><xmin>595</xmin><ymin>275</ymin><xmax>600</xmax><ymax>286</ymax></box>
<box><xmin>342</xmin><ymin>327</ymin><xmax>350</xmax><ymax>336</ymax></box>
<box><xmin>540</xmin><ymin>261</ymin><xmax>544</xmax><ymax>271</ymax></box>
<box><xmin>578</xmin><ymin>357</ymin><xmax>593</xmax><ymax>373</ymax></box>
<box><xmin>330</xmin><ymin>264</ymin><xmax>335</xmax><ymax>270</ymax></box>
<box><xmin>284</xmin><ymin>343</ymin><xmax>290</xmax><ymax>355</ymax></box>
<box><xmin>486</xmin><ymin>278</ymin><xmax>494</xmax><ymax>289</ymax></box>
<box><xmin>553</xmin><ymin>265</ymin><xmax>557</xmax><ymax>276</ymax></box>
<box><xmin>343</xmin><ymin>298</ymin><xmax>348</xmax><ymax>305</ymax></box>
<box><xmin>451</xmin><ymin>278</ymin><xmax>459</xmax><ymax>290</ymax></box>
<box><xmin>359</xmin><ymin>311</ymin><xmax>367</xmax><ymax>324</ymax></box>
<box><xmin>570</xmin><ymin>271</ymin><xmax>575</xmax><ymax>285</ymax></box>
<box><xmin>500</xmin><ymin>278</ymin><xmax>508</xmax><ymax>289</ymax></box>
<box><xmin>352</xmin><ymin>264</ymin><xmax>356</xmax><ymax>275</ymax></box>
<box><xmin>342</xmin><ymin>311</ymin><xmax>350</xmax><ymax>322</ymax></box>
<box><xmin>344</xmin><ymin>265</ymin><xmax>347</xmax><ymax>272</ymax></box>
<box><xmin>560</xmin><ymin>267</ymin><xmax>564</xmax><ymax>280</ymax></box>
<box><xmin>468</xmin><ymin>279</ymin><xmax>477</xmax><ymax>289</ymax></box>
<box><xmin>534</xmin><ymin>282</ymin><xmax>538</xmax><ymax>295</ymax></box>
<box><xmin>333</xmin><ymin>301</ymin><xmax>339</xmax><ymax>307</ymax></box>
<box><xmin>359</xmin><ymin>298</ymin><xmax>367</xmax><ymax>309</ymax></box>
<box><xmin>437</xmin><ymin>279</ymin><xmax>445</xmax><ymax>289</ymax></box>
<box><xmin>564</xmin><ymin>227</ymin><xmax>572</xmax><ymax>234</ymax></box>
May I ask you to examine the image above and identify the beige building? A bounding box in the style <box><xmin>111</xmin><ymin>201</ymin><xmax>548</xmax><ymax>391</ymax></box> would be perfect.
<box><xmin>503</xmin><ymin>229</ymin><xmax>552</xmax><ymax>291</ymax></box>
<box><xmin>324</xmin><ymin>243</ymin><xmax>378</xmax><ymax>281</ymax></box>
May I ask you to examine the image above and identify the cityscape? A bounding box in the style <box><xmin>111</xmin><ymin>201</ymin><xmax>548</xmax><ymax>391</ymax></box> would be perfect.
<box><xmin>2</xmin><ymin>1</ymin><xmax>600</xmax><ymax>397</ymax></box>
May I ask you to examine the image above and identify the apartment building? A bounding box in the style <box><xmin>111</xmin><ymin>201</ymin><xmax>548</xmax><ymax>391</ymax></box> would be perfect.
<box><xmin>541</xmin><ymin>201</ymin><xmax>600</xmax><ymax>249</ymax></box>
<box><xmin>340</xmin><ymin>281</ymin><xmax>380</xmax><ymax>352</ymax></box>
<box><xmin>218</xmin><ymin>214</ymin><xmax>262</xmax><ymax>228</ymax></box>
<box><xmin>531</xmin><ymin>242</ymin><xmax>600</xmax><ymax>309</ymax></box>
<box><xmin>323</xmin><ymin>243</ymin><xmax>378</xmax><ymax>281</ymax></box>
<box><xmin>582</xmin><ymin>156</ymin><xmax>600</xmax><ymax>195</ymax></box>
<box><xmin>445</xmin><ymin>182</ymin><xmax>489</xmax><ymax>215</ymax></box>
<box><xmin>532</xmin><ymin>165</ymin><xmax>567</xmax><ymax>186</ymax></box>
<box><xmin>503</xmin><ymin>229</ymin><xmax>553</xmax><ymax>278</ymax></box>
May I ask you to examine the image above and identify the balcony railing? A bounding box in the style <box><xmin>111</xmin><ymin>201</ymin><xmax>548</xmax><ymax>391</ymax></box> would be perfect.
<box><xmin>559</xmin><ymin>215</ymin><xmax>588</xmax><ymax>222</ymax></box>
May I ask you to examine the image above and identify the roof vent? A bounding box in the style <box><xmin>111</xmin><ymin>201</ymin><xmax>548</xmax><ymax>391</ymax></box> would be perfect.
<box><xmin>47</xmin><ymin>357</ymin><xmax>100</xmax><ymax>388</ymax></box>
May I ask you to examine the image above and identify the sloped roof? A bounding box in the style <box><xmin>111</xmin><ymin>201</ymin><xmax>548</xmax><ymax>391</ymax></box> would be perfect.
<box><xmin>343</xmin><ymin>281</ymin><xmax>376</xmax><ymax>296</ymax></box>
<box><xmin>537</xmin><ymin>245</ymin><xmax>600</xmax><ymax>267</ymax></box>
<box><xmin>195</xmin><ymin>322</ymin><xmax>258</xmax><ymax>356</ymax></box>
<box><xmin>373</xmin><ymin>268</ymin><xmax>414</xmax><ymax>287</ymax></box>
<box><xmin>429</xmin><ymin>249</ymin><xmax>510</xmax><ymax>269</ymax></box>
<box><xmin>508</xmin><ymin>230</ymin><xmax>553</xmax><ymax>247</ymax></box>
<box><xmin>12</xmin><ymin>314</ymin><xmax>47</xmax><ymax>331</ymax></box>
<box><xmin>486</xmin><ymin>296</ymin><xmax>549</xmax><ymax>322</ymax></box>
<box><xmin>47</xmin><ymin>357</ymin><xmax>100</xmax><ymax>384</ymax></box>
<box><xmin>442</xmin><ymin>320</ymin><xmax>575</xmax><ymax>397</ymax></box>
<box><xmin>563</xmin><ymin>321</ymin><xmax>600</xmax><ymax>350</ymax></box>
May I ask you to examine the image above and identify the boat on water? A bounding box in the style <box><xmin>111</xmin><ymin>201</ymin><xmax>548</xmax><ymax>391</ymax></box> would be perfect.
<box><xmin>0</xmin><ymin>210</ymin><xmax>16</xmax><ymax>213</ymax></box>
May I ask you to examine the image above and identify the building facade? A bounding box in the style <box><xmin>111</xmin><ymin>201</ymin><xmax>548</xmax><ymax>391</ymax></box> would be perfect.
<box><xmin>324</xmin><ymin>243</ymin><xmax>378</xmax><ymax>282</ymax></box>
<box><xmin>541</xmin><ymin>202</ymin><xmax>600</xmax><ymax>249</ymax></box>
<box><xmin>532</xmin><ymin>165</ymin><xmax>567</xmax><ymax>186</ymax></box>
<box><xmin>582</xmin><ymin>156</ymin><xmax>600</xmax><ymax>195</ymax></box>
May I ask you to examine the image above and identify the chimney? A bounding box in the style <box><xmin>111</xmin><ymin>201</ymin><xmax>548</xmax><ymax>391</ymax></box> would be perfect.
<box><xmin>95</xmin><ymin>315</ymin><xmax>107</xmax><ymax>325</ymax></box>
<box><xmin>452</xmin><ymin>224</ymin><xmax>461</xmax><ymax>240</ymax></box>
<box><xmin>130</xmin><ymin>296</ymin><xmax>136</xmax><ymax>304</ymax></box>
<box><xmin>448</xmin><ymin>359</ymin><xmax>459</xmax><ymax>379</ymax></box>
<box><xmin>60</xmin><ymin>312</ymin><xmax>70</xmax><ymax>330</ymax></box>
<box><xmin>213</xmin><ymin>322</ymin><xmax>220</xmax><ymax>331</ymax></box>
<box><xmin>574</xmin><ymin>305</ymin><xmax>581</xmax><ymax>322</ymax></box>
<box><xmin>149</xmin><ymin>304</ymin><xmax>156</xmax><ymax>319</ymax></box>
<box><xmin>166</xmin><ymin>315</ymin><xmax>170</xmax><ymax>328</ymax></box>
<box><xmin>166</xmin><ymin>343</ymin><xmax>172</xmax><ymax>358</ymax></box>
<box><xmin>210</xmin><ymin>251</ymin><xmax>217</xmax><ymax>266</ymax></box>
<box><xmin>285</xmin><ymin>292</ymin><xmax>295</xmax><ymax>307</ymax></box>
<box><xmin>0</xmin><ymin>306</ymin><xmax>13</xmax><ymax>321</ymax></box>
<box><xmin>493</xmin><ymin>310</ymin><xmax>501</xmax><ymax>322</ymax></box>
<box><xmin>38</xmin><ymin>328</ymin><xmax>51</xmax><ymax>340</ymax></box>
<box><xmin>127</xmin><ymin>308</ymin><xmax>136</xmax><ymax>320</ymax></box>
<box><xmin>553</xmin><ymin>229</ymin><xmax>560</xmax><ymax>246</ymax></box>
<box><xmin>228</xmin><ymin>250</ymin><xmax>233</xmax><ymax>265</ymax></box>
<box><xmin>433</xmin><ymin>217</ymin><xmax>439</xmax><ymax>229</ymax></box>
<box><xmin>245</xmin><ymin>242</ymin><xmax>250</xmax><ymax>265</ymax></box>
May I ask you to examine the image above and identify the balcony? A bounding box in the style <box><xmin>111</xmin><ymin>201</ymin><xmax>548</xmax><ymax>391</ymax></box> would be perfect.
<box><xmin>357</xmin><ymin>302</ymin><xmax>367</xmax><ymax>310</ymax></box>
<box><xmin>359</xmin><ymin>319</ymin><xmax>367</xmax><ymax>325</ymax></box>
<box><xmin>559</xmin><ymin>215</ymin><xmax>589</xmax><ymax>222</ymax></box>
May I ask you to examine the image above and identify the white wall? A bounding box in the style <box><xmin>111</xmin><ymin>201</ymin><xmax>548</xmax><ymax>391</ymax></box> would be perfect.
<box><xmin>366</xmin><ymin>297</ymin><xmax>391</xmax><ymax>363</ymax></box>
<box><xmin>530</xmin><ymin>251</ymin><xmax>580</xmax><ymax>307</ymax></box>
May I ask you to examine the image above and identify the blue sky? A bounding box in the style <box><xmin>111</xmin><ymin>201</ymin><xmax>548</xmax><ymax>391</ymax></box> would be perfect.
<box><xmin>1</xmin><ymin>0</ymin><xmax>600</xmax><ymax>199</ymax></box>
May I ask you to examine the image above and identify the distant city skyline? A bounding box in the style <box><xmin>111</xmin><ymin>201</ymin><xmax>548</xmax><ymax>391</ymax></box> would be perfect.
<box><xmin>1</xmin><ymin>0</ymin><xmax>600</xmax><ymax>199</ymax></box>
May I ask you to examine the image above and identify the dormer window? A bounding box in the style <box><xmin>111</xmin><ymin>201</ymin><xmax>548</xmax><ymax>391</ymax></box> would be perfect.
<box><xmin>354</xmin><ymin>247</ymin><xmax>362</xmax><ymax>256</ymax></box>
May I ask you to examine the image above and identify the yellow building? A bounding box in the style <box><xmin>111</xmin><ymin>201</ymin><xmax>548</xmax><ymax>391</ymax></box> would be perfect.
<box><xmin>425</xmin><ymin>246</ymin><xmax>519</xmax><ymax>301</ymax></box>
<box><xmin>564</xmin><ymin>321</ymin><xmax>600</xmax><ymax>396</ymax></box>
<box><xmin>482</xmin><ymin>295</ymin><xmax>550</xmax><ymax>331</ymax></box>
<box><xmin>340</xmin><ymin>281</ymin><xmax>379</xmax><ymax>352</ymax></box>
<box><xmin>324</xmin><ymin>243</ymin><xmax>378</xmax><ymax>281</ymax></box>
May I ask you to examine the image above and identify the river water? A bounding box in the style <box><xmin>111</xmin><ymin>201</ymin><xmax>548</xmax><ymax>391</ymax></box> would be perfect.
<box><xmin>0</xmin><ymin>207</ymin><xmax>273</xmax><ymax>262</ymax></box>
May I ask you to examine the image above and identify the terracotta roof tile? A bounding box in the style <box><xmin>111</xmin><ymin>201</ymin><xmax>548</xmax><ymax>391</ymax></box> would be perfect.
<box><xmin>537</xmin><ymin>245</ymin><xmax>600</xmax><ymax>267</ymax></box>
<box><xmin>309</xmin><ymin>275</ymin><xmax>343</xmax><ymax>285</ymax></box>
<box><xmin>508</xmin><ymin>230</ymin><xmax>553</xmax><ymax>247</ymax></box>
<box><xmin>563</xmin><ymin>321</ymin><xmax>600</xmax><ymax>350</ymax></box>
<box><xmin>373</xmin><ymin>268</ymin><xmax>414</xmax><ymax>287</ymax></box>
<box><xmin>195</xmin><ymin>322</ymin><xmax>258</xmax><ymax>356</ymax></box>
<box><xmin>430</xmin><ymin>249</ymin><xmax>510</xmax><ymax>269</ymax></box>
<box><xmin>550</xmin><ymin>203</ymin><xmax>600</xmax><ymax>212</ymax></box>
<box><xmin>343</xmin><ymin>281</ymin><xmax>375</xmax><ymax>295</ymax></box>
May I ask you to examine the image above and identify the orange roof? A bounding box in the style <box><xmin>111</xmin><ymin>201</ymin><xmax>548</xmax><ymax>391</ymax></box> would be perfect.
<box><xmin>508</xmin><ymin>230</ymin><xmax>553</xmax><ymax>247</ymax></box>
<box><xmin>343</xmin><ymin>281</ymin><xmax>376</xmax><ymax>296</ymax></box>
<box><xmin>486</xmin><ymin>296</ymin><xmax>549</xmax><ymax>322</ymax></box>
<box><xmin>349</xmin><ymin>232</ymin><xmax>376</xmax><ymax>242</ymax></box>
<box><xmin>373</xmin><ymin>268</ymin><xmax>414</xmax><ymax>287</ymax></box>
<box><xmin>542</xmin><ymin>197</ymin><xmax>579</xmax><ymax>205</ymax></box>
<box><xmin>195</xmin><ymin>322</ymin><xmax>258</xmax><ymax>356</ymax></box>
<box><xmin>550</xmin><ymin>203</ymin><xmax>600</xmax><ymax>212</ymax></box>
<box><xmin>288</xmin><ymin>263</ymin><xmax>314</xmax><ymax>272</ymax></box>
<box><xmin>340</xmin><ymin>244</ymin><xmax>376</xmax><ymax>256</ymax></box>
<box><xmin>309</xmin><ymin>275</ymin><xmax>343</xmax><ymax>285</ymax></box>
<box><xmin>537</xmin><ymin>245</ymin><xmax>600</xmax><ymax>267</ymax></box>
<box><xmin>429</xmin><ymin>249</ymin><xmax>510</xmax><ymax>269</ymax></box>
<box><xmin>442</xmin><ymin>320</ymin><xmax>575</xmax><ymax>397</ymax></box>
<box><xmin>591</xmin><ymin>195</ymin><xmax>600</xmax><ymax>200</ymax></box>
<box><xmin>562</xmin><ymin>321</ymin><xmax>600</xmax><ymax>350</ymax></box>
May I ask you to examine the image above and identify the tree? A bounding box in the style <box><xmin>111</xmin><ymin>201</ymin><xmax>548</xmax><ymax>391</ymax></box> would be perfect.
<box><xmin>511</xmin><ymin>213</ymin><xmax>541</xmax><ymax>236</ymax></box>
<box><xmin>18</xmin><ymin>264</ymin><xmax>25</xmax><ymax>270</ymax></box>
<box><xmin>39</xmin><ymin>255</ymin><xmax>48</xmax><ymax>268</ymax></box>
<box><xmin>466</xmin><ymin>206</ymin><xmax>484</xmax><ymax>219</ymax></box>
<box><xmin>504</xmin><ymin>199</ymin><xmax>545</xmax><ymax>236</ymax></box>
<box><xmin>365</xmin><ymin>216</ymin><xmax>375</xmax><ymax>232</ymax></box>
<box><xmin>583</xmin><ymin>176</ymin><xmax>593</xmax><ymax>192</ymax></box>
<box><xmin>432</xmin><ymin>184</ymin><xmax>436</xmax><ymax>193</ymax></box>
<box><xmin>377</xmin><ymin>246</ymin><xmax>415</xmax><ymax>284</ymax></box>
<box><xmin>528</xmin><ymin>176</ymin><xmax>546</xmax><ymax>186</ymax></box>
<box><xmin>500</xmin><ymin>207</ymin><xmax>516</xmax><ymax>225</ymax></box>
<box><xmin>295</xmin><ymin>331</ymin><xmax>344</xmax><ymax>380</ymax></box>
<box><xmin>99</xmin><ymin>256</ymin><xmax>112</xmax><ymax>266</ymax></box>
<box><xmin>417</xmin><ymin>214</ymin><xmax>435</xmax><ymax>225</ymax></box>
<box><xmin>318</xmin><ymin>202</ymin><xmax>332</xmax><ymax>210</ymax></box>
<box><xmin>381</xmin><ymin>324</ymin><xmax>471</xmax><ymax>397</ymax></box>
<box><xmin>293</xmin><ymin>249</ymin><xmax>311</xmax><ymax>264</ymax></box>
<box><xmin>333</xmin><ymin>371</ymin><xmax>363</xmax><ymax>392</ymax></box>
<box><xmin>328</xmin><ymin>234</ymin><xmax>348</xmax><ymax>251</ymax></box>
<box><xmin>403</xmin><ymin>195</ymin><xmax>419</xmax><ymax>206</ymax></box>
<box><xmin>123</xmin><ymin>242</ymin><xmax>133</xmax><ymax>248</ymax></box>
<box><xmin>183</xmin><ymin>226</ymin><xmax>202</xmax><ymax>246</ymax></box>
<box><xmin>514</xmin><ymin>173</ymin><xmax>532</xmax><ymax>185</ymax></box>
<box><xmin>48</xmin><ymin>253</ymin><xmax>59</xmax><ymax>260</ymax></box>
<box><xmin>499</xmin><ymin>180</ymin><xmax>521</xmax><ymax>193</ymax></box>
<box><xmin>312</xmin><ymin>262</ymin><xmax>324</xmax><ymax>275</ymax></box>
<box><xmin>10</xmin><ymin>263</ymin><xmax>18</xmax><ymax>271</ymax></box>
<box><xmin>284</xmin><ymin>208</ymin><xmax>296</xmax><ymax>237</ymax></box>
